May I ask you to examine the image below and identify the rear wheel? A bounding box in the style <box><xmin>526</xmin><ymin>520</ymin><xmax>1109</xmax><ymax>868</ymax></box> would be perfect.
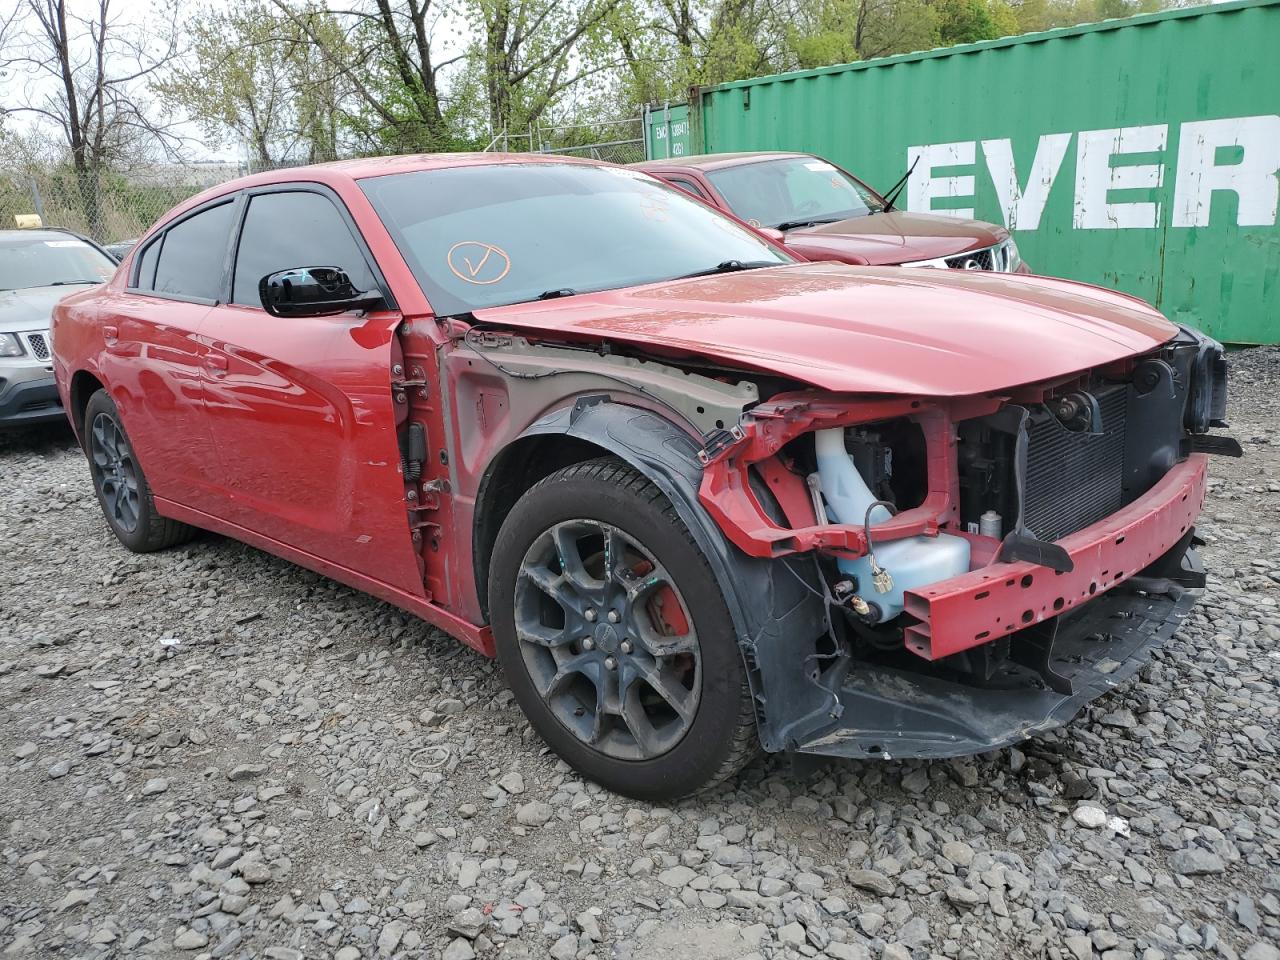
<box><xmin>84</xmin><ymin>389</ymin><xmax>195</xmax><ymax>552</ymax></box>
<box><xmin>489</xmin><ymin>458</ymin><xmax>759</xmax><ymax>799</ymax></box>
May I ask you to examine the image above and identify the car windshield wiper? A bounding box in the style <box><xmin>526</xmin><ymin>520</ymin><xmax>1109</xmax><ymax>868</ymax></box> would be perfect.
<box><xmin>673</xmin><ymin>259</ymin><xmax>779</xmax><ymax>281</ymax></box>
<box><xmin>773</xmin><ymin>216</ymin><xmax>844</xmax><ymax>231</ymax></box>
<box><xmin>879</xmin><ymin>155</ymin><xmax>921</xmax><ymax>213</ymax></box>
<box><xmin>46</xmin><ymin>279</ymin><xmax>101</xmax><ymax>287</ymax></box>
<box><xmin>536</xmin><ymin>288</ymin><xmax>577</xmax><ymax>300</ymax></box>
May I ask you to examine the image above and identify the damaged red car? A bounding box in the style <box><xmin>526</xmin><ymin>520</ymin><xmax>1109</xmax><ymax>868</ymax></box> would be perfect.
<box><xmin>634</xmin><ymin>151</ymin><xmax>1030</xmax><ymax>272</ymax></box>
<box><xmin>52</xmin><ymin>155</ymin><xmax>1237</xmax><ymax>800</ymax></box>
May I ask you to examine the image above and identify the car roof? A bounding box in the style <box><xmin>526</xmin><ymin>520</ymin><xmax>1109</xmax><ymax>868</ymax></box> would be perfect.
<box><xmin>152</xmin><ymin>152</ymin><xmax>619</xmax><ymax>231</ymax></box>
<box><xmin>0</xmin><ymin>227</ymin><xmax>97</xmax><ymax>243</ymax></box>
<box><xmin>632</xmin><ymin>152</ymin><xmax>812</xmax><ymax>173</ymax></box>
<box><xmin>236</xmin><ymin>151</ymin><xmax>601</xmax><ymax>187</ymax></box>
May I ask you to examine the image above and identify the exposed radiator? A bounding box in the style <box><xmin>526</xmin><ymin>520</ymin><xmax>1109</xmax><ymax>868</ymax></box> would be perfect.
<box><xmin>1022</xmin><ymin>386</ymin><xmax>1127</xmax><ymax>543</ymax></box>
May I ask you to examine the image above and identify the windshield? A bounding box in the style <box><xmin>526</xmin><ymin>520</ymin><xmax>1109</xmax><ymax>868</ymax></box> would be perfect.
<box><xmin>706</xmin><ymin>157</ymin><xmax>885</xmax><ymax>229</ymax></box>
<box><xmin>0</xmin><ymin>235</ymin><xmax>116</xmax><ymax>290</ymax></box>
<box><xmin>359</xmin><ymin>163</ymin><xmax>794</xmax><ymax>315</ymax></box>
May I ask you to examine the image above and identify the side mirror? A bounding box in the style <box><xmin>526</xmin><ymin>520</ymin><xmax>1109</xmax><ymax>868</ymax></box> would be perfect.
<box><xmin>259</xmin><ymin>266</ymin><xmax>382</xmax><ymax>318</ymax></box>
<box><xmin>756</xmin><ymin>227</ymin><xmax>786</xmax><ymax>244</ymax></box>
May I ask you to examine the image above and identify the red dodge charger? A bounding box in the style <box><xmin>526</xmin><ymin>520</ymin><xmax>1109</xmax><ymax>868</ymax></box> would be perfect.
<box><xmin>52</xmin><ymin>153</ymin><xmax>1235</xmax><ymax>799</ymax></box>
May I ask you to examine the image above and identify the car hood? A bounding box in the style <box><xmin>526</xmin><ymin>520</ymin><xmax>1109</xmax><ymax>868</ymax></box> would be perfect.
<box><xmin>0</xmin><ymin>285</ymin><xmax>80</xmax><ymax>333</ymax></box>
<box><xmin>785</xmin><ymin>211</ymin><xmax>1008</xmax><ymax>265</ymax></box>
<box><xmin>472</xmin><ymin>263</ymin><xmax>1177</xmax><ymax>397</ymax></box>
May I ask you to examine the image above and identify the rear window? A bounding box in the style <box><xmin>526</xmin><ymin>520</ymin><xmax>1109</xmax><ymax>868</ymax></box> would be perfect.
<box><xmin>134</xmin><ymin>237</ymin><xmax>161</xmax><ymax>290</ymax></box>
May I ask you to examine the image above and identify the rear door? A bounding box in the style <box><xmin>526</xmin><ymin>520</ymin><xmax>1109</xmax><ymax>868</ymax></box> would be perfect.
<box><xmin>100</xmin><ymin>198</ymin><xmax>237</xmax><ymax>509</ymax></box>
<box><xmin>198</xmin><ymin>184</ymin><xmax>423</xmax><ymax>595</ymax></box>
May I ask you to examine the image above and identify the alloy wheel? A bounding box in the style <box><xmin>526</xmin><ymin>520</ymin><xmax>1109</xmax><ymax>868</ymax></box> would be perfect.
<box><xmin>513</xmin><ymin>519</ymin><xmax>701</xmax><ymax>761</ymax></box>
<box><xmin>89</xmin><ymin>411</ymin><xmax>141</xmax><ymax>534</ymax></box>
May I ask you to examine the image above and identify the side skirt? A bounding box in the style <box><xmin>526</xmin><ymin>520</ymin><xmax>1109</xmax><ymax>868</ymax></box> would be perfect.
<box><xmin>154</xmin><ymin>496</ymin><xmax>495</xmax><ymax>657</ymax></box>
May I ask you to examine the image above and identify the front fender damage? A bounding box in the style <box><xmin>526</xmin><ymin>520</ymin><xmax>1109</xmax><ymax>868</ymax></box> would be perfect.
<box><xmin>470</xmin><ymin>325</ymin><xmax>1234</xmax><ymax>762</ymax></box>
<box><xmin>516</xmin><ymin>399</ymin><xmax>841</xmax><ymax>752</ymax></box>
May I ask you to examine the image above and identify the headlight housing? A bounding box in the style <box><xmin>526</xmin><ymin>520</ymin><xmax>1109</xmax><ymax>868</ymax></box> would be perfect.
<box><xmin>0</xmin><ymin>333</ymin><xmax>24</xmax><ymax>358</ymax></box>
<box><xmin>1005</xmin><ymin>237</ymin><xmax>1022</xmax><ymax>271</ymax></box>
<box><xmin>1185</xmin><ymin>331</ymin><xmax>1229</xmax><ymax>433</ymax></box>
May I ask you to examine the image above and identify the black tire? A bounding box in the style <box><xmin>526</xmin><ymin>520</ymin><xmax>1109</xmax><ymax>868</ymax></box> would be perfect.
<box><xmin>489</xmin><ymin>457</ymin><xmax>759</xmax><ymax>800</ymax></box>
<box><xmin>83</xmin><ymin>389</ymin><xmax>196</xmax><ymax>553</ymax></box>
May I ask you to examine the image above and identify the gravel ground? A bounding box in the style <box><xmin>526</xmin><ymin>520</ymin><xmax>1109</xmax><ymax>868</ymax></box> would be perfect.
<box><xmin>2</xmin><ymin>351</ymin><xmax>1278</xmax><ymax>960</ymax></box>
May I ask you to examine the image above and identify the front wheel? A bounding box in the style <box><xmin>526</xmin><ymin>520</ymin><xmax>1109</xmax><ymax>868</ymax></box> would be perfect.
<box><xmin>489</xmin><ymin>458</ymin><xmax>759</xmax><ymax>800</ymax></box>
<box><xmin>83</xmin><ymin>389</ymin><xmax>196</xmax><ymax>552</ymax></box>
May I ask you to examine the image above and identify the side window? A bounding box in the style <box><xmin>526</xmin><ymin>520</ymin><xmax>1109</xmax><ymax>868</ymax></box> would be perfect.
<box><xmin>232</xmin><ymin>191</ymin><xmax>376</xmax><ymax>307</ymax></box>
<box><xmin>134</xmin><ymin>236</ymin><xmax>161</xmax><ymax>290</ymax></box>
<box><xmin>668</xmin><ymin>177</ymin><xmax>709</xmax><ymax>202</ymax></box>
<box><xmin>153</xmin><ymin>201</ymin><xmax>236</xmax><ymax>301</ymax></box>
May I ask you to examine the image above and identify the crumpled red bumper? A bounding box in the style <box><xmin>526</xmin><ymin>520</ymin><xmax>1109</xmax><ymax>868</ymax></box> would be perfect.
<box><xmin>902</xmin><ymin>454</ymin><xmax>1208</xmax><ymax>661</ymax></box>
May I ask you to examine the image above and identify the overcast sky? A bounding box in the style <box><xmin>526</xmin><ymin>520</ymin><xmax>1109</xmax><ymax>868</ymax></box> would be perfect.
<box><xmin>5</xmin><ymin>0</ymin><xmax>473</xmax><ymax>165</ymax></box>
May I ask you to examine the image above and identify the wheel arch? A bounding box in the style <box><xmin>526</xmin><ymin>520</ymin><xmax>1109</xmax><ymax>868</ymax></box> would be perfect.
<box><xmin>69</xmin><ymin>369</ymin><xmax>107</xmax><ymax>445</ymax></box>
<box><xmin>473</xmin><ymin>430</ymin><xmax>613</xmax><ymax>619</ymax></box>
<box><xmin>473</xmin><ymin>399</ymin><xmax>830</xmax><ymax>753</ymax></box>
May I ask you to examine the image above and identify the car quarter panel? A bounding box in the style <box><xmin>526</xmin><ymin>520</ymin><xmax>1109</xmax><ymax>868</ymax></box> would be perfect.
<box><xmin>71</xmin><ymin>288</ymin><xmax>221</xmax><ymax>506</ymax></box>
<box><xmin>437</xmin><ymin>329</ymin><xmax>766</xmax><ymax>621</ymax></box>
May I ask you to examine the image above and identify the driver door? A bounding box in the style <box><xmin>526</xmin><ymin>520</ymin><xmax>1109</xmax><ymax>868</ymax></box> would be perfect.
<box><xmin>198</xmin><ymin>185</ymin><xmax>423</xmax><ymax>596</ymax></box>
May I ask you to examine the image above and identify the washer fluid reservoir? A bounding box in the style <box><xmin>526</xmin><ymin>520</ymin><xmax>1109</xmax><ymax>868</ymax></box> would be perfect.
<box><xmin>814</xmin><ymin>427</ymin><xmax>970</xmax><ymax>623</ymax></box>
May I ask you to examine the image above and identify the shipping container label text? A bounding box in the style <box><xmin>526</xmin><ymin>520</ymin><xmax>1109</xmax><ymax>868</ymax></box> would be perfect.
<box><xmin>907</xmin><ymin>114</ymin><xmax>1280</xmax><ymax>230</ymax></box>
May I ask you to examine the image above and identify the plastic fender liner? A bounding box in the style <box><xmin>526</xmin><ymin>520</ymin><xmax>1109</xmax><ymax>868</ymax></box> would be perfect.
<box><xmin>515</xmin><ymin>400</ymin><xmax>830</xmax><ymax>752</ymax></box>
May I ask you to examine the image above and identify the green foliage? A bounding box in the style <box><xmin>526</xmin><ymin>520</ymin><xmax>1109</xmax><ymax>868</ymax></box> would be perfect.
<box><xmin>935</xmin><ymin>0</ymin><xmax>998</xmax><ymax>44</ymax></box>
<box><xmin>154</xmin><ymin>1</ymin><xmax>348</xmax><ymax>166</ymax></box>
<box><xmin>148</xmin><ymin>0</ymin><xmax>1176</xmax><ymax>163</ymax></box>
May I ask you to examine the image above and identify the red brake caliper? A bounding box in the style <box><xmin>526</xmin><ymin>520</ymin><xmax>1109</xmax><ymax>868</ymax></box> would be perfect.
<box><xmin>632</xmin><ymin>560</ymin><xmax>690</xmax><ymax>637</ymax></box>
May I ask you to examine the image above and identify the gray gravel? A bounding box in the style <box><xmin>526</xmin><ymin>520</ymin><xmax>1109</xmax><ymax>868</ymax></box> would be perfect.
<box><xmin>3</xmin><ymin>349</ymin><xmax>1279</xmax><ymax>960</ymax></box>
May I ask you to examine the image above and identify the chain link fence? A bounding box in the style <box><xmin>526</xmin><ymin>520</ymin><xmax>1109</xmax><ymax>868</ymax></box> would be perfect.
<box><xmin>2</xmin><ymin>117</ymin><xmax>649</xmax><ymax>246</ymax></box>
<box><xmin>484</xmin><ymin>116</ymin><xmax>647</xmax><ymax>166</ymax></box>
<box><xmin>0</xmin><ymin>163</ymin><xmax>250</xmax><ymax>245</ymax></box>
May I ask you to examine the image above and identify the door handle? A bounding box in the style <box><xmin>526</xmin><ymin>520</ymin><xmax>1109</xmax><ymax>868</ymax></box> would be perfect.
<box><xmin>204</xmin><ymin>355</ymin><xmax>229</xmax><ymax>375</ymax></box>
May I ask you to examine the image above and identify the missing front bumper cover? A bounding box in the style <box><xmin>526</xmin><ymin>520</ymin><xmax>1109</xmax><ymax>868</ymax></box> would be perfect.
<box><xmin>788</xmin><ymin>547</ymin><xmax>1203</xmax><ymax>760</ymax></box>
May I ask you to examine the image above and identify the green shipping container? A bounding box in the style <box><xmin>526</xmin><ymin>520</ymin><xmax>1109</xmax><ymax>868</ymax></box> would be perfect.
<box><xmin>658</xmin><ymin>0</ymin><xmax>1280</xmax><ymax>344</ymax></box>
<box><xmin>645</xmin><ymin>104</ymin><xmax>694</xmax><ymax>160</ymax></box>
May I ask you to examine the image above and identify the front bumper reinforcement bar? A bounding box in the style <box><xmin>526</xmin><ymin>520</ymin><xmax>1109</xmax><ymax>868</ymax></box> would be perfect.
<box><xmin>902</xmin><ymin>453</ymin><xmax>1208</xmax><ymax>661</ymax></box>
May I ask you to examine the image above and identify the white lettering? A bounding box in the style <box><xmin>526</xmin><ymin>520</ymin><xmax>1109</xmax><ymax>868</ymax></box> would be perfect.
<box><xmin>1172</xmin><ymin>116</ymin><xmax>1280</xmax><ymax>227</ymax></box>
<box><xmin>1073</xmin><ymin>125</ymin><xmax>1167</xmax><ymax>229</ymax></box>
<box><xmin>981</xmin><ymin>134</ymin><xmax>1072</xmax><ymax>231</ymax></box>
<box><xmin>899</xmin><ymin>115</ymin><xmax>1277</xmax><ymax>231</ymax></box>
<box><xmin>907</xmin><ymin>142</ymin><xmax>976</xmax><ymax>219</ymax></box>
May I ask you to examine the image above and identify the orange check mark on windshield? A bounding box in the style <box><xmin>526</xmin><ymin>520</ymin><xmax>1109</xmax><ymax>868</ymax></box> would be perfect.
<box><xmin>463</xmin><ymin>247</ymin><xmax>494</xmax><ymax>277</ymax></box>
<box><xmin>447</xmin><ymin>241</ymin><xmax>511</xmax><ymax>285</ymax></box>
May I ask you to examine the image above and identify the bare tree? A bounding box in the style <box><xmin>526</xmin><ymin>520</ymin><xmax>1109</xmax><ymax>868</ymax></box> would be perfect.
<box><xmin>155</xmin><ymin>0</ymin><xmax>351</xmax><ymax>169</ymax></box>
<box><xmin>471</xmin><ymin>0</ymin><xmax>625</xmax><ymax>134</ymax></box>
<box><xmin>270</xmin><ymin>0</ymin><xmax>465</xmax><ymax>151</ymax></box>
<box><xmin>0</xmin><ymin>0</ymin><xmax>182</xmax><ymax>237</ymax></box>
